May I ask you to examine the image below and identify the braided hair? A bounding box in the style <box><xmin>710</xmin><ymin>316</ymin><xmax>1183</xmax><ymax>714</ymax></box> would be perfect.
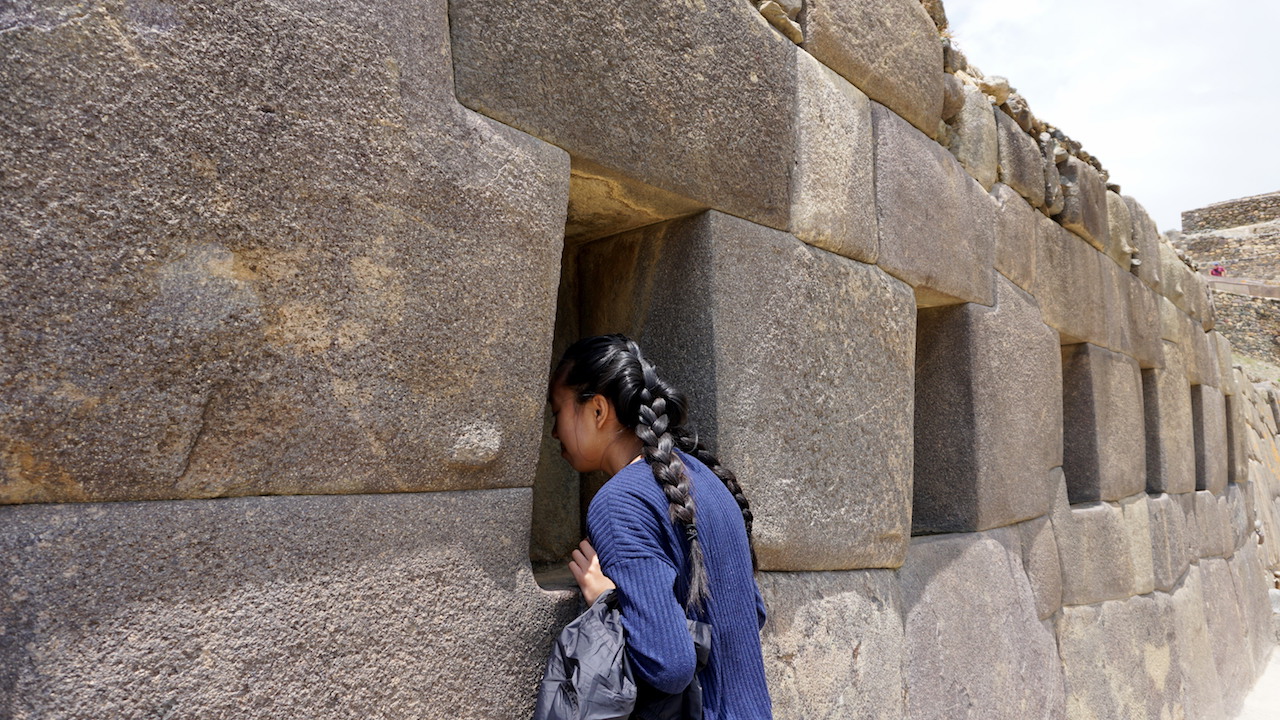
<box><xmin>553</xmin><ymin>334</ymin><xmax>757</xmax><ymax>608</ymax></box>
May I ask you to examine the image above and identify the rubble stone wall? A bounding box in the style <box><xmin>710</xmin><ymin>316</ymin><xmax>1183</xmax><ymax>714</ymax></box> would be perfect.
<box><xmin>1210</xmin><ymin>291</ymin><xmax>1280</xmax><ymax>368</ymax></box>
<box><xmin>1183</xmin><ymin>191</ymin><xmax>1280</xmax><ymax>233</ymax></box>
<box><xmin>3</xmin><ymin>1</ymin><xmax>1276</xmax><ymax>718</ymax></box>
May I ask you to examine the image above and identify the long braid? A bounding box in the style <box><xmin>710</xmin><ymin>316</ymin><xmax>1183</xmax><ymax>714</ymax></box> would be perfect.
<box><xmin>626</xmin><ymin>341</ymin><xmax>711</xmax><ymax>609</ymax></box>
<box><xmin>675</xmin><ymin>428</ymin><xmax>757</xmax><ymax>571</ymax></box>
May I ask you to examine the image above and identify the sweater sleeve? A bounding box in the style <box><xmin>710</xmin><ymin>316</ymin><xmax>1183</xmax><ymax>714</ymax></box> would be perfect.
<box><xmin>588</xmin><ymin>478</ymin><xmax>696</xmax><ymax>695</ymax></box>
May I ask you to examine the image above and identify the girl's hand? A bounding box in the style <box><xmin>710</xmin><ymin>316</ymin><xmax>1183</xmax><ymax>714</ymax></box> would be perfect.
<box><xmin>569</xmin><ymin>539</ymin><xmax>616</xmax><ymax>606</ymax></box>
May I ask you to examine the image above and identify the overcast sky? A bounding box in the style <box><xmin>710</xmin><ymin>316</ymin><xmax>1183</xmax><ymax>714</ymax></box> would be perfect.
<box><xmin>945</xmin><ymin>0</ymin><xmax>1279</xmax><ymax>232</ymax></box>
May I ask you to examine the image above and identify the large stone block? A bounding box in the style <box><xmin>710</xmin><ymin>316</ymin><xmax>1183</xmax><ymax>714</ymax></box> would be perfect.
<box><xmin>801</xmin><ymin>0</ymin><xmax>944</xmax><ymax>139</ymax></box>
<box><xmin>1033</xmin><ymin>216</ymin><xmax>1105</xmax><ymax>346</ymax></box>
<box><xmin>1147</xmin><ymin>493</ymin><xmax>1191</xmax><ymax>591</ymax></box>
<box><xmin>758</xmin><ymin>570</ymin><xmax>905</xmax><ymax>720</ymax></box>
<box><xmin>1159</xmin><ymin>242</ymin><xmax>1190</xmax><ymax>308</ymax></box>
<box><xmin>1060</xmin><ymin>343</ymin><xmax>1146</xmax><ymax>503</ymax></box>
<box><xmin>449</xmin><ymin>0</ymin><xmax>795</xmax><ymax>230</ymax></box>
<box><xmin>1143</xmin><ymin>342</ymin><xmax>1197</xmax><ymax>494</ymax></box>
<box><xmin>1104</xmin><ymin>190</ymin><xmax>1134</xmax><ymax>269</ymax></box>
<box><xmin>1167</xmin><ymin>567</ymin><xmax>1229</xmax><ymax>720</ymax></box>
<box><xmin>578</xmin><ymin>211</ymin><xmax>916</xmax><ymax>570</ymax></box>
<box><xmin>0</xmin><ymin>490</ymin><xmax>577</xmax><ymax>719</ymax></box>
<box><xmin>913</xmin><ymin>276</ymin><xmax>1062</xmax><ymax>533</ymax></box>
<box><xmin>995</xmin><ymin>111</ymin><xmax>1046</xmax><ymax>208</ymax></box>
<box><xmin>1053</xmin><ymin>156</ymin><xmax>1110</xmax><ymax>251</ymax></box>
<box><xmin>991</xmin><ymin>183</ymin><xmax>1038</xmax><ymax>292</ymax></box>
<box><xmin>899</xmin><ymin>529</ymin><xmax>1066</xmax><ymax>720</ymax></box>
<box><xmin>1192</xmin><ymin>384</ymin><xmax>1230</xmax><ymax>494</ymax></box>
<box><xmin>1050</xmin><ymin>482</ymin><xmax>1141</xmax><ymax>606</ymax></box>
<box><xmin>1016</xmin><ymin>514</ymin><xmax>1064</xmax><ymax>620</ymax></box>
<box><xmin>790</xmin><ymin>50</ymin><xmax>877</xmax><ymax>263</ymax></box>
<box><xmin>1120</xmin><ymin>494</ymin><xmax>1157</xmax><ymax>596</ymax></box>
<box><xmin>872</xmin><ymin>102</ymin><xmax>996</xmax><ymax>307</ymax></box>
<box><xmin>1229</xmin><ymin>540</ymin><xmax>1275</xmax><ymax>673</ymax></box>
<box><xmin>1124</xmin><ymin>195</ymin><xmax>1163</xmax><ymax>291</ymax></box>
<box><xmin>1</xmin><ymin>0</ymin><xmax>569</xmax><ymax>503</ymax></box>
<box><xmin>1124</xmin><ymin>272</ymin><xmax>1163</xmax><ymax>368</ymax></box>
<box><xmin>1187</xmin><ymin>490</ymin><xmax>1233</xmax><ymax>558</ymax></box>
<box><xmin>1039</xmin><ymin>133</ymin><xmax>1065</xmax><ymax>216</ymax></box>
<box><xmin>1200</xmin><ymin>557</ymin><xmax>1256</xmax><ymax>714</ymax></box>
<box><xmin>948</xmin><ymin>82</ymin><xmax>998</xmax><ymax>190</ymax></box>
<box><xmin>1055</xmin><ymin>594</ymin><xmax>1187</xmax><ymax>720</ymax></box>
<box><xmin>1187</xmin><ymin>322</ymin><xmax>1221</xmax><ymax>387</ymax></box>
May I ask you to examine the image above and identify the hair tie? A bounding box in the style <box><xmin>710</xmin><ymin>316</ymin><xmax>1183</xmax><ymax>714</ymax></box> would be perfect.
<box><xmin>685</xmin><ymin>525</ymin><xmax>698</xmax><ymax>542</ymax></box>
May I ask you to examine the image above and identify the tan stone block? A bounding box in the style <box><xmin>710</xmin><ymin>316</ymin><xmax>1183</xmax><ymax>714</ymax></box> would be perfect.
<box><xmin>1104</xmin><ymin>191</ymin><xmax>1134</xmax><ymax>269</ymax></box>
<box><xmin>1119</xmin><ymin>494</ymin><xmax>1156</xmax><ymax>596</ymax></box>
<box><xmin>872</xmin><ymin>102</ymin><xmax>996</xmax><ymax>307</ymax></box>
<box><xmin>1147</xmin><ymin>493</ymin><xmax>1191</xmax><ymax>591</ymax></box>
<box><xmin>991</xmin><ymin>183</ymin><xmax>1038</xmax><ymax>292</ymax></box>
<box><xmin>995</xmin><ymin>111</ymin><xmax>1046</xmax><ymax>208</ymax></box>
<box><xmin>451</xmin><ymin>0</ymin><xmax>796</xmax><ymax>229</ymax></box>
<box><xmin>802</xmin><ymin>0</ymin><xmax>944</xmax><ymax>139</ymax></box>
<box><xmin>1123</xmin><ymin>195</ymin><xmax>1163</xmax><ymax>291</ymax></box>
<box><xmin>1144</xmin><ymin>342</ymin><xmax>1197</xmax><ymax>494</ymax></box>
<box><xmin>1192</xmin><ymin>385</ymin><xmax>1230</xmax><ymax>495</ymax></box>
<box><xmin>758</xmin><ymin>570</ymin><xmax>906</xmax><ymax>719</ymax></box>
<box><xmin>1016</xmin><ymin>514</ymin><xmax>1064</xmax><ymax>620</ymax></box>
<box><xmin>1053</xmin><ymin>156</ymin><xmax>1110</xmax><ymax>251</ymax></box>
<box><xmin>1050</xmin><ymin>482</ymin><xmax>1139</xmax><ymax>605</ymax></box>
<box><xmin>948</xmin><ymin>82</ymin><xmax>998</xmax><ymax>190</ymax></box>
<box><xmin>1168</xmin><ymin>567</ymin><xmax>1229</xmax><ymax>719</ymax></box>
<box><xmin>1033</xmin><ymin>216</ymin><xmax>1106</xmax><ymax>345</ymax></box>
<box><xmin>579</xmin><ymin>211</ymin><xmax>916</xmax><ymax>571</ymax></box>
<box><xmin>0</xmin><ymin>490</ymin><xmax>577</xmax><ymax>719</ymax></box>
<box><xmin>790</xmin><ymin>50</ymin><xmax>877</xmax><ymax>263</ymax></box>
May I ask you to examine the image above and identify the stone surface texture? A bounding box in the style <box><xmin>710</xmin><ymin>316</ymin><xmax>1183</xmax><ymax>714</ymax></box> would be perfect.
<box><xmin>991</xmin><ymin>183</ymin><xmax>1038</xmax><ymax>291</ymax></box>
<box><xmin>995</xmin><ymin>111</ymin><xmax>1046</xmax><ymax>208</ymax></box>
<box><xmin>759</xmin><ymin>570</ymin><xmax>906</xmax><ymax>720</ymax></box>
<box><xmin>449</xmin><ymin>0</ymin><xmax>795</xmax><ymax>230</ymax></box>
<box><xmin>1034</xmin><ymin>217</ymin><xmax>1105</xmax><ymax>345</ymax></box>
<box><xmin>1193</xmin><ymin>384</ymin><xmax>1231</xmax><ymax>494</ymax></box>
<box><xmin>578</xmin><ymin>211</ymin><xmax>915</xmax><ymax>571</ymax></box>
<box><xmin>900</xmin><ymin>529</ymin><xmax>1066</xmax><ymax>720</ymax></box>
<box><xmin>913</xmin><ymin>276</ymin><xmax>1062</xmax><ymax>533</ymax></box>
<box><xmin>1054</xmin><ymin>156</ymin><xmax>1110</xmax><ymax>251</ymax></box>
<box><xmin>1104</xmin><ymin>190</ymin><xmax>1135</xmax><ymax>268</ymax></box>
<box><xmin>948</xmin><ymin>82</ymin><xmax>998</xmax><ymax>190</ymax></box>
<box><xmin>1124</xmin><ymin>195</ymin><xmax>1163</xmax><ymax>290</ymax></box>
<box><xmin>1144</xmin><ymin>342</ymin><xmax>1197</xmax><ymax>494</ymax></box>
<box><xmin>873</xmin><ymin>102</ymin><xmax>996</xmax><ymax>307</ymax></box>
<box><xmin>791</xmin><ymin>50</ymin><xmax>878</xmax><ymax>263</ymax></box>
<box><xmin>1061</xmin><ymin>343</ymin><xmax>1147</xmax><ymax>503</ymax></box>
<box><xmin>1147</xmin><ymin>493</ymin><xmax>1192</xmax><ymax>591</ymax></box>
<box><xmin>0</xmin><ymin>490</ymin><xmax>577</xmax><ymax>719</ymax></box>
<box><xmin>802</xmin><ymin>0</ymin><xmax>944</xmax><ymax>139</ymax></box>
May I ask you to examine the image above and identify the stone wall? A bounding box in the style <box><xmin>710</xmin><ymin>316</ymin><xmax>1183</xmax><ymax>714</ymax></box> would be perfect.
<box><xmin>3</xmin><ymin>1</ymin><xmax>1277</xmax><ymax>718</ymax></box>
<box><xmin>1183</xmin><ymin>191</ymin><xmax>1280</xmax><ymax>232</ymax></box>
<box><xmin>1211</xmin><ymin>291</ymin><xmax>1280</xmax><ymax>367</ymax></box>
<box><xmin>1177</xmin><ymin>217</ymin><xmax>1280</xmax><ymax>285</ymax></box>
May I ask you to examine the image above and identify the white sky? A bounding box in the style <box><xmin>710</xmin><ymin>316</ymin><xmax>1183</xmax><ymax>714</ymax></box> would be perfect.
<box><xmin>945</xmin><ymin>0</ymin><xmax>1280</xmax><ymax>232</ymax></box>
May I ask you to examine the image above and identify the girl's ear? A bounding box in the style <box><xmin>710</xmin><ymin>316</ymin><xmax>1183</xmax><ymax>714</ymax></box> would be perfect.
<box><xmin>587</xmin><ymin>393</ymin><xmax>612</xmax><ymax>429</ymax></box>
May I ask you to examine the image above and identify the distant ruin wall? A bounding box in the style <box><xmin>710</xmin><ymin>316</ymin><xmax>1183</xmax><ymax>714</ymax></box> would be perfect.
<box><xmin>3</xmin><ymin>1</ymin><xmax>1277</xmax><ymax>719</ymax></box>
<box><xmin>1183</xmin><ymin>191</ymin><xmax>1280</xmax><ymax>232</ymax></box>
<box><xmin>1210</xmin><ymin>291</ymin><xmax>1280</xmax><ymax>367</ymax></box>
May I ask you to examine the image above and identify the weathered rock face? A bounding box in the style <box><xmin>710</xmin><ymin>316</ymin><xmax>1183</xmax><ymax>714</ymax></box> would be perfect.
<box><xmin>0</xmin><ymin>0</ymin><xmax>570</xmax><ymax>504</ymax></box>
<box><xmin>991</xmin><ymin>183</ymin><xmax>1038</xmax><ymax>292</ymax></box>
<box><xmin>577</xmin><ymin>211</ymin><xmax>915</xmax><ymax>571</ymax></box>
<box><xmin>995</xmin><ymin>111</ymin><xmax>1046</xmax><ymax>208</ymax></box>
<box><xmin>899</xmin><ymin>529</ymin><xmax>1066</xmax><ymax>720</ymax></box>
<box><xmin>873</xmin><ymin>102</ymin><xmax>996</xmax><ymax>307</ymax></box>
<box><xmin>1192</xmin><ymin>384</ymin><xmax>1231</xmax><ymax>494</ymax></box>
<box><xmin>1054</xmin><ymin>156</ymin><xmax>1110</xmax><ymax>251</ymax></box>
<box><xmin>1144</xmin><ymin>342</ymin><xmax>1197</xmax><ymax>494</ymax></box>
<box><xmin>0</xmin><ymin>490</ymin><xmax>577</xmax><ymax>719</ymax></box>
<box><xmin>448</xmin><ymin>0</ymin><xmax>795</xmax><ymax>231</ymax></box>
<box><xmin>1034</xmin><ymin>217</ymin><xmax>1105</xmax><ymax>345</ymax></box>
<box><xmin>758</xmin><ymin>570</ymin><xmax>906</xmax><ymax>720</ymax></box>
<box><xmin>802</xmin><ymin>0</ymin><xmax>944</xmax><ymax>139</ymax></box>
<box><xmin>1061</xmin><ymin>343</ymin><xmax>1146</xmax><ymax>503</ymax></box>
<box><xmin>914</xmin><ymin>276</ymin><xmax>1062</xmax><ymax>533</ymax></box>
<box><xmin>948</xmin><ymin>82</ymin><xmax>998</xmax><ymax>190</ymax></box>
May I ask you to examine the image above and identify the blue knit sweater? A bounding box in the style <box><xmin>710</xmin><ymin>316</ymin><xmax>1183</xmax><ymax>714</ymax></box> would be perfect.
<box><xmin>586</xmin><ymin>450</ymin><xmax>773</xmax><ymax>719</ymax></box>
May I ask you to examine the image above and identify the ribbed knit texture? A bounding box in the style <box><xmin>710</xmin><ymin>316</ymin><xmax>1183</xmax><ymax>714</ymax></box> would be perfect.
<box><xmin>587</xmin><ymin>450</ymin><xmax>773</xmax><ymax>720</ymax></box>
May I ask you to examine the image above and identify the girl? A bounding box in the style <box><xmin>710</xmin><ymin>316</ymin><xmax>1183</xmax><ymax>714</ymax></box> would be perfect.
<box><xmin>549</xmin><ymin>334</ymin><xmax>773</xmax><ymax>719</ymax></box>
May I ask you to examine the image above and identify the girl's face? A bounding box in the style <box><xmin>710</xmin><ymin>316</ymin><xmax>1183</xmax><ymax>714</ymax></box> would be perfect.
<box><xmin>550</xmin><ymin>382</ymin><xmax>603</xmax><ymax>473</ymax></box>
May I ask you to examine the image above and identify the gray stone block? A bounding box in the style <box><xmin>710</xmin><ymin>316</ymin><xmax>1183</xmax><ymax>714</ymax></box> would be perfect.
<box><xmin>1187</xmin><ymin>322</ymin><xmax>1221</xmax><ymax>388</ymax></box>
<box><xmin>1159</xmin><ymin>242</ymin><xmax>1190</xmax><ymax>309</ymax></box>
<box><xmin>1124</xmin><ymin>271</ymin><xmax>1164</xmax><ymax>368</ymax></box>
<box><xmin>1143</xmin><ymin>342</ymin><xmax>1197</xmax><ymax>494</ymax></box>
<box><xmin>948</xmin><ymin>82</ymin><xmax>998</xmax><ymax>190</ymax></box>
<box><xmin>1147</xmin><ymin>493</ymin><xmax>1191</xmax><ymax>591</ymax></box>
<box><xmin>1229</xmin><ymin>540</ymin><xmax>1275</xmax><ymax>673</ymax></box>
<box><xmin>1033</xmin><ymin>216</ymin><xmax>1105</xmax><ymax>346</ymax></box>
<box><xmin>1055</xmin><ymin>594</ymin><xmax>1187</xmax><ymax>720</ymax></box>
<box><xmin>1</xmin><ymin>0</ymin><xmax>570</xmax><ymax>503</ymax></box>
<box><xmin>0</xmin><ymin>490</ymin><xmax>577</xmax><ymax>719</ymax></box>
<box><xmin>1192</xmin><ymin>384</ymin><xmax>1230</xmax><ymax>494</ymax></box>
<box><xmin>1188</xmin><ymin>490</ymin><xmax>1233</xmax><ymax>558</ymax></box>
<box><xmin>1061</xmin><ymin>343</ymin><xmax>1146</xmax><ymax>503</ymax></box>
<box><xmin>1016</xmin><ymin>514</ymin><xmax>1064</xmax><ymax>620</ymax></box>
<box><xmin>1039</xmin><ymin>134</ymin><xmax>1065</xmax><ymax>216</ymax></box>
<box><xmin>758</xmin><ymin>570</ymin><xmax>906</xmax><ymax>720</ymax></box>
<box><xmin>1104</xmin><ymin>191</ymin><xmax>1134</xmax><ymax>269</ymax></box>
<box><xmin>995</xmin><ymin>111</ymin><xmax>1046</xmax><ymax>208</ymax></box>
<box><xmin>801</xmin><ymin>0</ymin><xmax>944</xmax><ymax>139</ymax></box>
<box><xmin>1123</xmin><ymin>195</ymin><xmax>1163</xmax><ymax>291</ymax></box>
<box><xmin>899</xmin><ymin>529</ymin><xmax>1066</xmax><ymax>720</ymax></box>
<box><xmin>991</xmin><ymin>183</ymin><xmax>1038</xmax><ymax>292</ymax></box>
<box><xmin>872</xmin><ymin>102</ymin><xmax>996</xmax><ymax>307</ymax></box>
<box><xmin>578</xmin><ymin>211</ymin><xmax>916</xmax><ymax>571</ymax></box>
<box><xmin>1158</xmin><ymin>296</ymin><xmax>1188</xmax><ymax>346</ymax></box>
<box><xmin>449</xmin><ymin>0</ymin><xmax>795</xmax><ymax>230</ymax></box>
<box><xmin>913</xmin><ymin>276</ymin><xmax>1062</xmax><ymax>533</ymax></box>
<box><xmin>1053</xmin><ymin>156</ymin><xmax>1110</xmax><ymax>251</ymax></box>
<box><xmin>1227</xmin><ymin>394</ymin><xmax>1250</xmax><ymax>487</ymax></box>
<box><xmin>1200</xmin><ymin>557</ymin><xmax>1255</xmax><ymax>714</ymax></box>
<box><xmin>1168</xmin><ymin>567</ymin><xmax>1229</xmax><ymax>720</ymax></box>
<box><xmin>1050</xmin><ymin>481</ymin><xmax>1139</xmax><ymax>606</ymax></box>
<box><xmin>1119</xmin><ymin>494</ymin><xmax>1157</xmax><ymax>596</ymax></box>
<box><xmin>790</xmin><ymin>50</ymin><xmax>878</xmax><ymax>264</ymax></box>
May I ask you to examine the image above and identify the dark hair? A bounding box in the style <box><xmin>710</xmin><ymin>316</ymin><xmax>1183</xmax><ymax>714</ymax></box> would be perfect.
<box><xmin>553</xmin><ymin>334</ymin><xmax>756</xmax><ymax>608</ymax></box>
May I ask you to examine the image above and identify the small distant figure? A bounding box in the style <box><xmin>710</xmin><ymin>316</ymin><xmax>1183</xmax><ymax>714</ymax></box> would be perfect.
<box><xmin>1210</xmin><ymin>263</ymin><xmax>1226</xmax><ymax>277</ymax></box>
